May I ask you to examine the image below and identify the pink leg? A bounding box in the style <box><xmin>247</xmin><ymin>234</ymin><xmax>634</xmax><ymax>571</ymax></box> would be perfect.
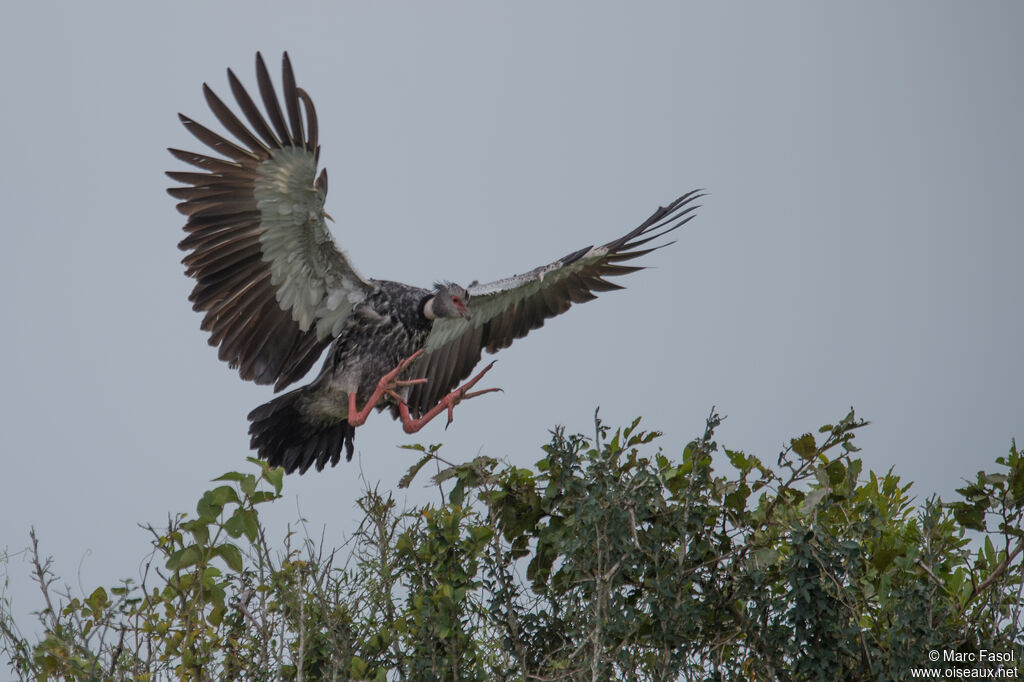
<box><xmin>347</xmin><ymin>350</ymin><xmax>428</xmax><ymax>427</ymax></box>
<box><xmin>397</xmin><ymin>361</ymin><xmax>501</xmax><ymax>433</ymax></box>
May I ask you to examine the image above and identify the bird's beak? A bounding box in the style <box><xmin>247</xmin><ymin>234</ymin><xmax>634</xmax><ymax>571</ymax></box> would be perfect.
<box><xmin>459</xmin><ymin>304</ymin><xmax>471</xmax><ymax>320</ymax></box>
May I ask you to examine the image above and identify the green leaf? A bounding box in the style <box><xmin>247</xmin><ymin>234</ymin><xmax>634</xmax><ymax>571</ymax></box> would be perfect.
<box><xmin>350</xmin><ymin>656</ymin><xmax>368</xmax><ymax>679</ymax></box>
<box><xmin>242</xmin><ymin>509</ymin><xmax>259</xmax><ymax>542</ymax></box>
<box><xmin>753</xmin><ymin>548</ymin><xmax>780</xmax><ymax>567</ymax></box>
<box><xmin>197</xmin><ymin>485</ymin><xmax>239</xmax><ymax>519</ymax></box>
<box><xmin>216</xmin><ymin>543</ymin><xmax>243</xmax><ymax>572</ymax></box>
<box><xmin>263</xmin><ymin>466</ymin><xmax>284</xmax><ymax>494</ymax></box>
<box><xmin>86</xmin><ymin>587</ymin><xmax>108</xmax><ymax>612</ymax></box>
<box><xmin>469</xmin><ymin>526</ymin><xmax>495</xmax><ymax>544</ymax></box>
<box><xmin>399</xmin><ymin>452</ymin><xmax>435</xmax><ymax>489</ymax></box>
<box><xmin>952</xmin><ymin>502</ymin><xmax>986</xmax><ymax>531</ymax></box>
<box><xmin>208</xmin><ymin>485</ymin><xmax>240</xmax><ymax>506</ymax></box>
<box><xmin>432</xmin><ymin>466</ymin><xmax>459</xmax><ymax>485</ymax></box>
<box><xmin>724</xmin><ymin>482</ymin><xmax>751</xmax><ymax>513</ymax></box>
<box><xmin>166</xmin><ymin>545</ymin><xmax>203</xmax><ymax>571</ymax></box>
<box><xmin>449</xmin><ymin>480</ymin><xmax>465</xmax><ymax>506</ymax></box>
<box><xmin>801</xmin><ymin>487</ymin><xmax>828</xmax><ymax>513</ymax></box>
<box><xmin>726</xmin><ymin>448</ymin><xmax>750</xmax><ymax>473</ymax></box>
<box><xmin>223</xmin><ymin>509</ymin><xmax>248</xmax><ymax>539</ymax></box>
<box><xmin>791</xmin><ymin>434</ymin><xmax>817</xmax><ymax>459</ymax></box>
<box><xmin>182</xmin><ymin>519</ymin><xmax>210</xmax><ymax>545</ymax></box>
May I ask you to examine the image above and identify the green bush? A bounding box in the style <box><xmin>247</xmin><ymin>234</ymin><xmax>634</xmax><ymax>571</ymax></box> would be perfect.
<box><xmin>2</xmin><ymin>409</ymin><xmax>1021</xmax><ymax>680</ymax></box>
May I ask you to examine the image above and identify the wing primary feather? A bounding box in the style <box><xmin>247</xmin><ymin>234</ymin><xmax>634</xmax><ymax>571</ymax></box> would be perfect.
<box><xmin>180</xmin><ymin>209</ymin><xmax>262</xmax><ymax>230</ymax></box>
<box><xmin>227</xmin><ymin>67</ymin><xmax>281</xmax><ymax>149</ymax></box>
<box><xmin>181</xmin><ymin>226</ymin><xmax>257</xmax><ymax>263</ymax></box>
<box><xmin>192</xmin><ymin>255</ymin><xmax>264</xmax><ymax>293</ymax></box>
<box><xmin>255</xmin><ymin>52</ymin><xmax>291</xmax><ymax>145</ymax></box>
<box><xmin>191</xmin><ymin>265</ymin><xmax>266</xmax><ymax>311</ymax></box>
<box><xmin>178</xmin><ymin>220</ymin><xmax>260</xmax><ymax>250</ymax></box>
<box><xmin>275</xmin><ymin>334</ymin><xmax>330</xmax><ymax>391</ymax></box>
<box><xmin>184</xmin><ymin>199</ymin><xmax>259</xmax><ymax>221</ymax></box>
<box><xmin>239</xmin><ymin>309</ymin><xmax>297</xmax><ymax>382</ymax></box>
<box><xmin>616</xmin><ymin>229</ymin><xmax>679</xmax><ymax>252</ymax></box>
<box><xmin>604</xmin><ymin>246</ymin><xmax>664</xmax><ymax>263</ymax></box>
<box><xmin>204</xmin><ymin>271</ymin><xmax>271</xmax><ymax>334</ymax></box>
<box><xmin>297</xmin><ymin>88</ymin><xmax>319</xmax><ymax>154</ymax></box>
<box><xmin>203</xmin><ymin>83</ymin><xmax>270</xmax><ymax>155</ymax></box>
<box><xmin>611</xmin><ymin>191</ymin><xmax>704</xmax><ymax>246</ymax></box>
<box><xmin>581</xmin><ymin>275</ymin><xmax>624</xmax><ymax>293</ymax></box>
<box><xmin>213</xmin><ymin>294</ymin><xmax>264</xmax><ymax>351</ymax></box>
<box><xmin>565</xmin><ymin>279</ymin><xmax>598</xmax><ymax>304</ymax></box>
<box><xmin>186</xmin><ymin>242</ymin><xmax>261</xmax><ymax>279</ymax></box>
<box><xmin>438</xmin><ymin>329</ymin><xmax>477</xmax><ymax>410</ymax></box>
<box><xmin>521</xmin><ymin>295</ymin><xmax>548</xmax><ymax>333</ymax></box>
<box><xmin>558</xmin><ymin>245</ymin><xmax>593</xmax><ymax>267</ymax></box>
<box><xmin>166</xmin><ymin>170</ymin><xmax>241</xmax><ymax>187</ymax></box>
<box><xmin>281</xmin><ymin>53</ymin><xmax>305</xmax><ymax>147</ymax></box>
<box><xmin>185</xmin><ymin>236</ymin><xmax>260</xmax><ymax>272</ymax></box>
<box><xmin>539</xmin><ymin>281</ymin><xmax>572</xmax><ymax>317</ymax></box>
<box><xmin>167</xmin><ymin>148</ymin><xmax>248</xmax><ymax>176</ymax></box>
<box><xmin>168</xmin><ymin>186</ymin><xmax>240</xmax><ymax>202</ymax></box>
<box><xmin>420</xmin><ymin>324</ymin><xmax>485</xmax><ymax>413</ymax></box>
<box><xmin>594</xmin><ymin>263</ymin><xmax>645</xmax><ymax>276</ymax></box>
<box><xmin>425</xmin><ymin>344</ymin><xmax>458</xmax><ymax>416</ymax></box>
<box><xmin>179</xmin><ymin>115</ymin><xmax>260</xmax><ymax>164</ymax></box>
<box><xmin>177</xmin><ymin>191</ymin><xmax>254</xmax><ymax>213</ymax></box>
<box><xmin>218</xmin><ymin>294</ymin><xmax>279</xmax><ymax>366</ymax></box>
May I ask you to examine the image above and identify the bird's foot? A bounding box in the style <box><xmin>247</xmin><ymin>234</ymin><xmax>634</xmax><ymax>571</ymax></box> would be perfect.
<box><xmin>398</xmin><ymin>361</ymin><xmax>501</xmax><ymax>434</ymax></box>
<box><xmin>347</xmin><ymin>350</ymin><xmax>428</xmax><ymax>427</ymax></box>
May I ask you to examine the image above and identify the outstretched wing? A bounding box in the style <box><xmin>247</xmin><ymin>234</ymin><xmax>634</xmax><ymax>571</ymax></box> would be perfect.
<box><xmin>403</xmin><ymin>190</ymin><xmax>704</xmax><ymax>415</ymax></box>
<box><xmin>168</xmin><ymin>52</ymin><xmax>374</xmax><ymax>391</ymax></box>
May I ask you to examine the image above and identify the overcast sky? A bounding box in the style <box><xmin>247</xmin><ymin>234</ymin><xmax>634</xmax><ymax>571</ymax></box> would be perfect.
<box><xmin>1</xmin><ymin>1</ymin><xmax>1021</xmax><ymax>640</ymax></box>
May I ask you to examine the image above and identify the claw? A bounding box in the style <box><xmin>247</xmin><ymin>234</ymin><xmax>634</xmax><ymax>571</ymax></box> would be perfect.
<box><xmin>398</xmin><ymin>361</ymin><xmax>501</xmax><ymax>434</ymax></box>
<box><xmin>347</xmin><ymin>350</ymin><xmax>426</xmax><ymax>427</ymax></box>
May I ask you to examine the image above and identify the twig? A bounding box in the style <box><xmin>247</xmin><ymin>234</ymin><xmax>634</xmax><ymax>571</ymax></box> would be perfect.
<box><xmin>28</xmin><ymin>529</ymin><xmax>59</xmax><ymax>632</ymax></box>
<box><xmin>964</xmin><ymin>538</ymin><xmax>1024</xmax><ymax>611</ymax></box>
<box><xmin>914</xmin><ymin>558</ymin><xmax>945</xmax><ymax>590</ymax></box>
<box><xmin>627</xmin><ymin>506</ymin><xmax>641</xmax><ymax>550</ymax></box>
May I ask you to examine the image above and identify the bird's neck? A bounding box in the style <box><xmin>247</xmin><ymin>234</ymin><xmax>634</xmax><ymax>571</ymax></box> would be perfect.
<box><xmin>421</xmin><ymin>294</ymin><xmax>437</xmax><ymax>320</ymax></box>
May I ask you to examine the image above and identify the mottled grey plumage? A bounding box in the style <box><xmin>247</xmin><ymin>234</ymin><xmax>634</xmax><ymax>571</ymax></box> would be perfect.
<box><xmin>169</xmin><ymin>52</ymin><xmax>702</xmax><ymax>474</ymax></box>
<box><xmin>248</xmin><ymin>281</ymin><xmax>467</xmax><ymax>472</ymax></box>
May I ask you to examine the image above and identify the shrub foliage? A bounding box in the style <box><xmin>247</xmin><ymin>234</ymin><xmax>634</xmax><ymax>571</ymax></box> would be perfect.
<box><xmin>2</xmin><ymin>409</ymin><xmax>1022</xmax><ymax>680</ymax></box>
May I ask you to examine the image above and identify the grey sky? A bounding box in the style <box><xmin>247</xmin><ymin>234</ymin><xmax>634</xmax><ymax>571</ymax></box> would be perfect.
<box><xmin>1</xmin><ymin>1</ymin><xmax>1021</xmax><ymax>641</ymax></box>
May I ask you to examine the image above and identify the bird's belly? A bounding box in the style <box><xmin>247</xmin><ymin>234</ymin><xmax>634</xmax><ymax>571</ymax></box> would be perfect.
<box><xmin>304</xmin><ymin>380</ymin><xmax>352</xmax><ymax>422</ymax></box>
<box><xmin>304</xmin><ymin>319</ymin><xmax>427</xmax><ymax>423</ymax></box>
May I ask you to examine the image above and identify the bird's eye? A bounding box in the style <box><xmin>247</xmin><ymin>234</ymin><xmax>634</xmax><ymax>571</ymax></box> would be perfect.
<box><xmin>452</xmin><ymin>296</ymin><xmax>459</xmax><ymax>303</ymax></box>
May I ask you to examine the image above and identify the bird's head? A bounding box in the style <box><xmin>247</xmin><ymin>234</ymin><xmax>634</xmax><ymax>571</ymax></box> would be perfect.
<box><xmin>427</xmin><ymin>281</ymin><xmax>471</xmax><ymax>320</ymax></box>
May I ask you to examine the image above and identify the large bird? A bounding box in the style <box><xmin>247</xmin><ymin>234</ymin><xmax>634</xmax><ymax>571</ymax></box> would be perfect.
<box><xmin>168</xmin><ymin>52</ymin><xmax>702</xmax><ymax>474</ymax></box>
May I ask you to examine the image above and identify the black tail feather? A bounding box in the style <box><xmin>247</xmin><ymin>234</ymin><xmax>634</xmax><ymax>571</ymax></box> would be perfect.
<box><xmin>247</xmin><ymin>389</ymin><xmax>355</xmax><ymax>474</ymax></box>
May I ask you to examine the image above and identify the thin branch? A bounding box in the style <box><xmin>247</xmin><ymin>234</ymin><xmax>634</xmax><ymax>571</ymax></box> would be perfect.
<box><xmin>964</xmin><ymin>538</ymin><xmax>1024</xmax><ymax>611</ymax></box>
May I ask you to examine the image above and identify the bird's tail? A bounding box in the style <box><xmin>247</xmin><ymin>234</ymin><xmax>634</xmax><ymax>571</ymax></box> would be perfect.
<box><xmin>247</xmin><ymin>388</ymin><xmax>355</xmax><ymax>474</ymax></box>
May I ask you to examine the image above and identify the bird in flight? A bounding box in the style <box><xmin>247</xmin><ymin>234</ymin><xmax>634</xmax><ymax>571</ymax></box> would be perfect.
<box><xmin>168</xmin><ymin>52</ymin><xmax>702</xmax><ymax>474</ymax></box>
